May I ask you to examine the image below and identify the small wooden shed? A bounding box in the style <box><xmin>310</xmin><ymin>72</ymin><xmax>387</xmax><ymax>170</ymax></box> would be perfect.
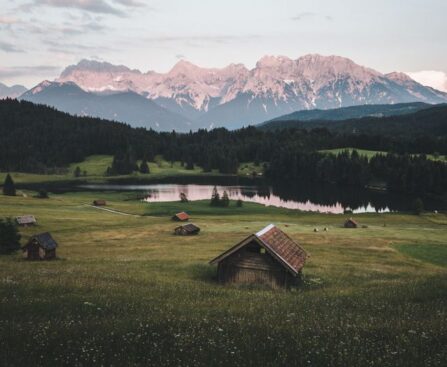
<box><xmin>344</xmin><ymin>218</ymin><xmax>358</xmax><ymax>228</ymax></box>
<box><xmin>93</xmin><ymin>200</ymin><xmax>107</xmax><ymax>206</ymax></box>
<box><xmin>172</xmin><ymin>212</ymin><xmax>189</xmax><ymax>221</ymax></box>
<box><xmin>16</xmin><ymin>215</ymin><xmax>37</xmax><ymax>226</ymax></box>
<box><xmin>210</xmin><ymin>224</ymin><xmax>307</xmax><ymax>289</ymax></box>
<box><xmin>22</xmin><ymin>232</ymin><xmax>58</xmax><ymax>260</ymax></box>
<box><xmin>174</xmin><ymin>223</ymin><xmax>200</xmax><ymax>236</ymax></box>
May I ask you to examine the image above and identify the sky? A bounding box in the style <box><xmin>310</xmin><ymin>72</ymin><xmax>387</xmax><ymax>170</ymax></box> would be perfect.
<box><xmin>0</xmin><ymin>0</ymin><xmax>446</xmax><ymax>90</ymax></box>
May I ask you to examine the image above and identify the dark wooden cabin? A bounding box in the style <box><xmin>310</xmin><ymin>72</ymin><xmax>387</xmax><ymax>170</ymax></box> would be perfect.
<box><xmin>344</xmin><ymin>218</ymin><xmax>358</xmax><ymax>228</ymax></box>
<box><xmin>93</xmin><ymin>200</ymin><xmax>107</xmax><ymax>206</ymax></box>
<box><xmin>22</xmin><ymin>232</ymin><xmax>58</xmax><ymax>260</ymax></box>
<box><xmin>210</xmin><ymin>224</ymin><xmax>307</xmax><ymax>289</ymax></box>
<box><xmin>16</xmin><ymin>215</ymin><xmax>37</xmax><ymax>226</ymax></box>
<box><xmin>174</xmin><ymin>223</ymin><xmax>200</xmax><ymax>236</ymax></box>
<box><xmin>172</xmin><ymin>212</ymin><xmax>189</xmax><ymax>221</ymax></box>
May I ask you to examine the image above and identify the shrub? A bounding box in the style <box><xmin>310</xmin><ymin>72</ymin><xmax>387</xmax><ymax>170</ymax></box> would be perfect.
<box><xmin>412</xmin><ymin>198</ymin><xmax>424</xmax><ymax>215</ymax></box>
<box><xmin>0</xmin><ymin>218</ymin><xmax>21</xmax><ymax>254</ymax></box>
<box><xmin>36</xmin><ymin>189</ymin><xmax>49</xmax><ymax>199</ymax></box>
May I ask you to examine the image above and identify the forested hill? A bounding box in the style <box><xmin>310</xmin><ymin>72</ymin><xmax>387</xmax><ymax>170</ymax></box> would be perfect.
<box><xmin>260</xmin><ymin>104</ymin><xmax>447</xmax><ymax>136</ymax></box>
<box><xmin>0</xmin><ymin>99</ymin><xmax>162</xmax><ymax>171</ymax></box>
<box><xmin>263</xmin><ymin>102</ymin><xmax>432</xmax><ymax>124</ymax></box>
<box><xmin>1</xmin><ymin>99</ymin><xmax>447</xmax><ymax>197</ymax></box>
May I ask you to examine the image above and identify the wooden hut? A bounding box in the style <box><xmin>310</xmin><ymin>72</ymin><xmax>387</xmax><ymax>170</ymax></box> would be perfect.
<box><xmin>93</xmin><ymin>200</ymin><xmax>107</xmax><ymax>206</ymax></box>
<box><xmin>209</xmin><ymin>224</ymin><xmax>307</xmax><ymax>289</ymax></box>
<box><xmin>174</xmin><ymin>223</ymin><xmax>200</xmax><ymax>236</ymax></box>
<box><xmin>344</xmin><ymin>218</ymin><xmax>358</xmax><ymax>228</ymax></box>
<box><xmin>172</xmin><ymin>212</ymin><xmax>189</xmax><ymax>221</ymax></box>
<box><xmin>22</xmin><ymin>232</ymin><xmax>58</xmax><ymax>260</ymax></box>
<box><xmin>16</xmin><ymin>215</ymin><xmax>37</xmax><ymax>226</ymax></box>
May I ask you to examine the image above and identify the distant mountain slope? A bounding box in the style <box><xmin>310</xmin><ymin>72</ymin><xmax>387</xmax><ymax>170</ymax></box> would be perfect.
<box><xmin>19</xmin><ymin>81</ymin><xmax>192</xmax><ymax>132</ymax></box>
<box><xmin>0</xmin><ymin>82</ymin><xmax>27</xmax><ymax>99</ymax></box>
<box><xmin>261</xmin><ymin>102</ymin><xmax>433</xmax><ymax>126</ymax></box>
<box><xmin>260</xmin><ymin>105</ymin><xmax>447</xmax><ymax>137</ymax></box>
<box><xmin>55</xmin><ymin>55</ymin><xmax>447</xmax><ymax>129</ymax></box>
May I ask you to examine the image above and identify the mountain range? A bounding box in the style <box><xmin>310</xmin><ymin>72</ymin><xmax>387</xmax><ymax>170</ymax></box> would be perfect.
<box><xmin>18</xmin><ymin>54</ymin><xmax>447</xmax><ymax>131</ymax></box>
<box><xmin>0</xmin><ymin>82</ymin><xmax>27</xmax><ymax>99</ymax></box>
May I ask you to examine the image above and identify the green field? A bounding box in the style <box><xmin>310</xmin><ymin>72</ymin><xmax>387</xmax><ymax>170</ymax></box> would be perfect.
<box><xmin>320</xmin><ymin>147</ymin><xmax>447</xmax><ymax>161</ymax></box>
<box><xmin>0</xmin><ymin>189</ymin><xmax>446</xmax><ymax>366</ymax></box>
<box><xmin>0</xmin><ymin>155</ymin><xmax>264</xmax><ymax>186</ymax></box>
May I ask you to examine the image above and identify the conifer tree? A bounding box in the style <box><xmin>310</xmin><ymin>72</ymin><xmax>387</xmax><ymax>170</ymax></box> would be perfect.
<box><xmin>139</xmin><ymin>159</ymin><xmax>150</xmax><ymax>174</ymax></box>
<box><xmin>2</xmin><ymin>174</ymin><xmax>16</xmax><ymax>196</ymax></box>
<box><xmin>210</xmin><ymin>186</ymin><xmax>220</xmax><ymax>207</ymax></box>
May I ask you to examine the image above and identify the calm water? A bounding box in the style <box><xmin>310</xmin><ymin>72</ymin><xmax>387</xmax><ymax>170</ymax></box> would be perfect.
<box><xmin>80</xmin><ymin>180</ymin><xmax>445</xmax><ymax>214</ymax></box>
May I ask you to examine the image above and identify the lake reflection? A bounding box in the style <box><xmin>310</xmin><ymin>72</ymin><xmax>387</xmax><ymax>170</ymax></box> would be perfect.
<box><xmin>80</xmin><ymin>180</ymin><xmax>445</xmax><ymax>214</ymax></box>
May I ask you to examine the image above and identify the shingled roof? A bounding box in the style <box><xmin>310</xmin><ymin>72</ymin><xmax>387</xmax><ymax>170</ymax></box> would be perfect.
<box><xmin>210</xmin><ymin>224</ymin><xmax>307</xmax><ymax>276</ymax></box>
<box><xmin>28</xmin><ymin>232</ymin><xmax>58</xmax><ymax>250</ymax></box>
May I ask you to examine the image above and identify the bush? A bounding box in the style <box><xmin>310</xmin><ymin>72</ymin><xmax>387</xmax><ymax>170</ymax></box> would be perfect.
<box><xmin>412</xmin><ymin>198</ymin><xmax>424</xmax><ymax>215</ymax></box>
<box><xmin>73</xmin><ymin>166</ymin><xmax>81</xmax><ymax>177</ymax></box>
<box><xmin>2</xmin><ymin>173</ymin><xmax>16</xmax><ymax>196</ymax></box>
<box><xmin>36</xmin><ymin>189</ymin><xmax>49</xmax><ymax>199</ymax></box>
<box><xmin>236</xmin><ymin>199</ymin><xmax>243</xmax><ymax>207</ymax></box>
<box><xmin>0</xmin><ymin>218</ymin><xmax>21</xmax><ymax>254</ymax></box>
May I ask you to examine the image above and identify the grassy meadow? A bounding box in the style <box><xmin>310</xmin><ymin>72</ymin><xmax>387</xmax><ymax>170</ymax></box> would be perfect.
<box><xmin>0</xmin><ymin>155</ymin><xmax>263</xmax><ymax>187</ymax></box>
<box><xmin>320</xmin><ymin>147</ymin><xmax>447</xmax><ymax>161</ymax></box>
<box><xmin>0</xmin><ymin>189</ymin><xmax>446</xmax><ymax>366</ymax></box>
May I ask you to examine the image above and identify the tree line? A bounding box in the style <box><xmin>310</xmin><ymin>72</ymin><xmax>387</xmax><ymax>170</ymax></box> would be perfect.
<box><xmin>1</xmin><ymin>99</ymin><xmax>447</xmax><ymax>196</ymax></box>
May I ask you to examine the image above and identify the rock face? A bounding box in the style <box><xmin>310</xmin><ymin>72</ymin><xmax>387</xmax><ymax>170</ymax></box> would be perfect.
<box><xmin>22</xmin><ymin>54</ymin><xmax>447</xmax><ymax>130</ymax></box>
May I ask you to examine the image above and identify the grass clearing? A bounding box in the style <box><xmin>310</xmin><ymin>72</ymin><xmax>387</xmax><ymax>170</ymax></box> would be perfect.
<box><xmin>320</xmin><ymin>147</ymin><xmax>447</xmax><ymax>161</ymax></box>
<box><xmin>0</xmin><ymin>190</ymin><xmax>446</xmax><ymax>366</ymax></box>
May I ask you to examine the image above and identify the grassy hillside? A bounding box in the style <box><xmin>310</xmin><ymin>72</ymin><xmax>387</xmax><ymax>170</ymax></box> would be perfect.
<box><xmin>0</xmin><ymin>191</ymin><xmax>446</xmax><ymax>366</ymax></box>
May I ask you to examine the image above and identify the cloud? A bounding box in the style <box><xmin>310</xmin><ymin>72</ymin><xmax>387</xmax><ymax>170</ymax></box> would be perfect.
<box><xmin>291</xmin><ymin>12</ymin><xmax>333</xmax><ymax>22</ymax></box>
<box><xmin>0</xmin><ymin>65</ymin><xmax>61</xmax><ymax>78</ymax></box>
<box><xmin>30</xmin><ymin>0</ymin><xmax>152</xmax><ymax>16</ymax></box>
<box><xmin>113</xmin><ymin>0</ymin><xmax>146</xmax><ymax>7</ymax></box>
<box><xmin>0</xmin><ymin>16</ymin><xmax>19</xmax><ymax>24</ymax></box>
<box><xmin>406</xmin><ymin>70</ymin><xmax>447</xmax><ymax>92</ymax></box>
<box><xmin>291</xmin><ymin>12</ymin><xmax>316</xmax><ymax>21</ymax></box>
<box><xmin>45</xmin><ymin>39</ymin><xmax>112</xmax><ymax>54</ymax></box>
<box><xmin>0</xmin><ymin>41</ymin><xmax>24</xmax><ymax>53</ymax></box>
<box><xmin>32</xmin><ymin>0</ymin><xmax>125</xmax><ymax>16</ymax></box>
<box><xmin>144</xmin><ymin>34</ymin><xmax>260</xmax><ymax>47</ymax></box>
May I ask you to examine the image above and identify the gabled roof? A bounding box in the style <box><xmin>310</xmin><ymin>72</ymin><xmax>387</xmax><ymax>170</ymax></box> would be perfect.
<box><xmin>173</xmin><ymin>212</ymin><xmax>189</xmax><ymax>221</ymax></box>
<box><xmin>28</xmin><ymin>232</ymin><xmax>58</xmax><ymax>250</ymax></box>
<box><xmin>16</xmin><ymin>215</ymin><xmax>37</xmax><ymax>225</ymax></box>
<box><xmin>345</xmin><ymin>218</ymin><xmax>358</xmax><ymax>225</ymax></box>
<box><xmin>210</xmin><ymin>224</ymin><xmax>307</xmax><ymax>276</ymax></box>
<box><xmin>176</xmin><ymin>223</ymin><xmax>200</xmax><ymax>233</ymax></box>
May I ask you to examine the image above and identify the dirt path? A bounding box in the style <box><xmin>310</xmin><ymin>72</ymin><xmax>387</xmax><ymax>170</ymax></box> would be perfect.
<box><xmin>85</xmin><ymin>205</ymin><xmax>142</xmax><ymax>217</ymax></box>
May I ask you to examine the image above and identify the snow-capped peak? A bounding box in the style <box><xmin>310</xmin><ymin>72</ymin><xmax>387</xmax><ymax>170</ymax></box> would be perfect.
<box><xmin>52</xmin><ymin>54</ymin><xmax>447</xmax><ymax>122</ymax></box>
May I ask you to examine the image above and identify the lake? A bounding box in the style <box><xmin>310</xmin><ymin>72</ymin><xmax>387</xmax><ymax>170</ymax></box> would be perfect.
<box><xmin>81</xmin><ymin>179</ymin><xmax>445</xmax><ymax>214</ymax></box>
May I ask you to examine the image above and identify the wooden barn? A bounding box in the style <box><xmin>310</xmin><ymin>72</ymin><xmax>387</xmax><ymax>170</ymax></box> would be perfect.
<box><xmin>16</xmin><ymin>215</ymin><xmax>37</xmax><ymax>226</ymax></box>
<box><xmin>210</xmin><ymin>224</ymin><xmax>307</xmax><ymax>289</ymax></box>
<box><xmin>172</xmin><ymin>212</ymin><xmax>189</xmax><ymax>221</ymax></box>
<box><xmin>93</xmin><ymin>200</ymin><xmax>107</xmax><ymax>206</ymax></box>
<box><xmin>344</xmin><ymin>218</ymin><xmax>358</xmax><ymax>228</ymax></box>
<box><xmin>22</xmin><ymin>232</ymin><xmax>58</xmax><ymax>260</ymax></box>
<box><xmin>174</xmin><ymin>223</ymin><xmax>200</xmax><ymax>236</ymax></box>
